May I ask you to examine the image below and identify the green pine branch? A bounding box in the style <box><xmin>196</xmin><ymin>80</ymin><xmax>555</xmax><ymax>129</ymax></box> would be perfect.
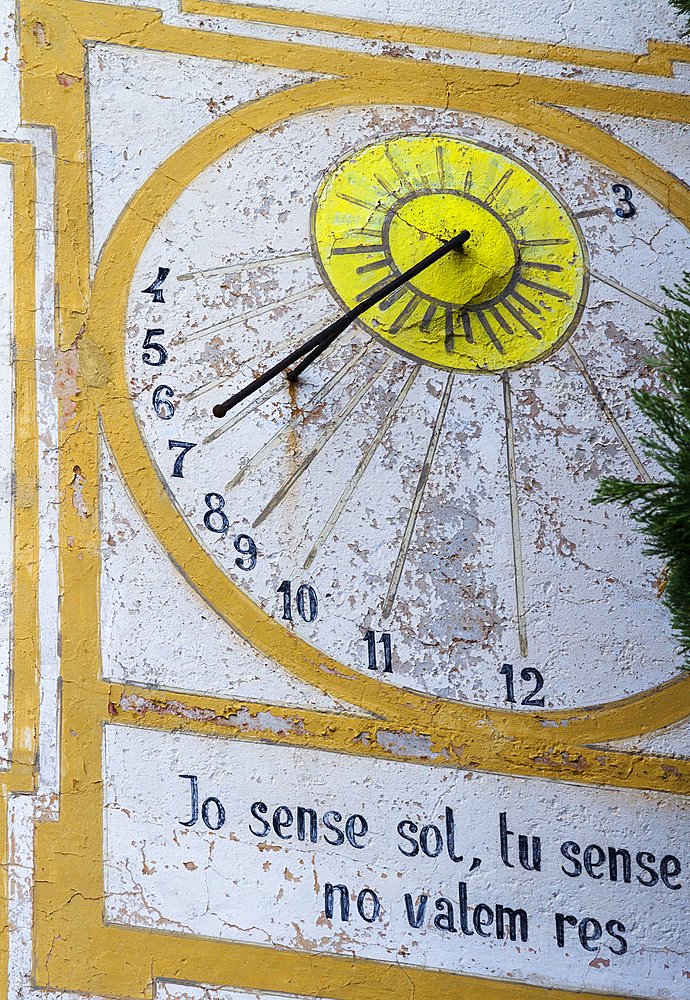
<box><xmin>670</xmin><ymin>0</ymin><xmax>690</xmax><ymax>33</ymax></box>
<box><xmin>593</xmin><ymin>273</ymin><xmax>690</xmax><ymax>668</ymax></box>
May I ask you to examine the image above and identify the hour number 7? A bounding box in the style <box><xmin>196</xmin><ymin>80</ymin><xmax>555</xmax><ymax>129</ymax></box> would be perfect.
<box><xmin>169</xmin><ymin>439</ymin><xmax>197</xmax><ymax>478</ymax></box>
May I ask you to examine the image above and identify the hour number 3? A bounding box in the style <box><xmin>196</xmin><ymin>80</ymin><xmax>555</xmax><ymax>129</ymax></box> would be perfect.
<box><xmin>612</xmin><ymin>182</ymin><xmax>636</xmax><ymax>219</ymax></box>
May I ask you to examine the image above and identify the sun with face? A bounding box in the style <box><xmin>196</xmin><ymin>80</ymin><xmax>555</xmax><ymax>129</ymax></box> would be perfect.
<box><xmin>312</xmin><ymin>134</ymin><xmax>588</xmax><ymax>372</ymax></box>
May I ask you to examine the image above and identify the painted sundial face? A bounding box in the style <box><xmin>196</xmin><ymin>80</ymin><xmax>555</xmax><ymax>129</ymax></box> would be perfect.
<box><xmin>123</xmin><ymin>104</ymin><xmax>689</xmax><ymax>712</ymax></box>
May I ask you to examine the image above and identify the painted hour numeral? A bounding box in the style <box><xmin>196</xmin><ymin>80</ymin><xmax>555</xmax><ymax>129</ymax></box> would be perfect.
<box><xmin>362</xmin><ymin>629</ymin><xmax>393</xmax><ymax>673</ymax></box>
<box><xmin>142</xmin><ymin>328</ymin><xmax>168</xmax><ymax>366</ymax></box>
<box><xmin>499</xmin><ymin>662</ymin><xmax>545</xmax><ymax>707</ymax></box>
<box><xmin>612</xmin><ymin>183</ymin><xmax>636</xmax><ymax>219</ymax></box>
<box><xmin>168</xmin><ymin>439</ymin><xmax>197</xmax><ymax>478</ymax></box>
<box><xmin>152</xmin><ymin>384</ymin><xmax>175</xmax><ymax>419</ymax></box>
<box><xmin>203</xmin><ymin>492</ymin><xmax>229</xmax><ymax>533</ymax></box>
<box><xmin>277</xmin><ymin>580</ymin><xmax>318</xmax><ymax>623</ymax></box>
<box><xmin>142</xmin><ymin>266</ymin><xmax>171</xmax><ymax>303</ymax></box>
<box><xmin>234</xmin><ymin>534</ymin><xmax>257</xmax><ymax>572</ymax></box>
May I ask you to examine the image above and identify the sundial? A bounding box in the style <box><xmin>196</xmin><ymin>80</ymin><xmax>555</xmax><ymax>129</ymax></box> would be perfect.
<box><xmin>0</xmin><ymin>1</ymin><xmax>687</xmax><ymax>999</ymax></box>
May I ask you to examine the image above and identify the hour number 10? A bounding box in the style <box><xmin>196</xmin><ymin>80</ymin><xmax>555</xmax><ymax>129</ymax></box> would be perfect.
<box><xmin>277</xmin><ymin>580</ymin><xmax>318</xmax><ymax>623</ymax></box>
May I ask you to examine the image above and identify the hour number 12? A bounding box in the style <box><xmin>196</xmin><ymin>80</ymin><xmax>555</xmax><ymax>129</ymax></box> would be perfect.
<box><xmin>499</xmin><ymin>662</ymin><xmax>545</xmax><ymax>707</ymax></box>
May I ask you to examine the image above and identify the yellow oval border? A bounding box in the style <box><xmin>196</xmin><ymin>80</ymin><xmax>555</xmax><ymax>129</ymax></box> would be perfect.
<box><xmin>90</xmin><ymin>73</ymin><xmax>690</xmax><ymax>747</ymax></box>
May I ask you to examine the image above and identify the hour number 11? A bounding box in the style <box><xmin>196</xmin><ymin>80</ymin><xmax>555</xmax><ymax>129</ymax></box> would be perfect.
<box><xmin>362</xmin><ymin>630</ymin><xmax>392</xmax><ymax>673</ymax></box>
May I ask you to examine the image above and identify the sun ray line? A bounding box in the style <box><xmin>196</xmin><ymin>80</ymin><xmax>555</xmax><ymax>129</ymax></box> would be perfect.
<box><xmin>502</xmin><ymin>372</ymin><xmax>528</xmax><ymax>657</ymax></box>
<box><xmin>304</xmin><ymin>364</ymin><xmax>422</xmax><ymax>570</ymax></box>
<box><xmin>520</xmin><ymin>261</ymin><xmax>563</xmax><ymax>274</ymax></box>
<box><xmin>385</xmin><ymin>146</ymin><xmax>413</xmax><ymax>194</ymax></box>
<box><xmin>518</xmin><ymin>238</ymin><xmax>570</xmax><ymax>247</ymax></box>
<box><xmin>174</xmin><ymin>284</ymin><xmax>324</xmax><ymax>345</ymax></box>
<box><xmin>379</xmin><ymin>286</ymin><xmax>408</xmax><ymax>311</ymax></box>
<box><xmin>331</xmin><ymin>244</ymin><xmax>385</xmax><ymax>256</ymax></box>
<box><xmin>416</xmin><ymin>163</ymin><xmax>431</xmax><ymax>189</ymax></box>
<box><xmin>590</xmin><ymin>270</ymin><xmax>664</xmax><ymax>315</ymax></box>
<box><xmin>509</xmin><ymin>289</ymin><xmax>542</xmax><ymax>315</ymax></box>
<box><xmin>502</xmin><ymin>300</ymin><xmax>542</xmax><ymax>340</ymax></box>
<box><xmin>252</xmin><ymin>356</ymin><xmax>393</xmax><ymax>529</ymax></box>
<box><xmin>484</xmin><ymin>169</ymin><xmax>513</xmax><ymax>206</ymax></box>
<box><xmin>356</xmin><ymin>258</ymin><xmax>390</xmax><ymax>275</ymax></box>
<box><xmin>461</xmin><ymin>311</ymin><xmax>474</xmax><ymax>344</ymax></box>
<box><xmin>338</xmin><ymin>192</ymin><xmax>382</xmax><ymax>211</ymax></box>
<box><xmin>222</xmin><ymin>342</ymin><xmax>371</xmax><ymax>487</ymax></box>
<box><xmin>355</xmin><ymin>275</ymin><xmax>396</xmax><ymax>303</ymax></box>
<box><xmin>518</xmin><ymin>277</ymin><xmax>571</xmax><ymax>301</ymax></box>
<box><xmin>476</xmin><ymin>309</ymin><xmax>505</xmax><ymax>354</ymax></box>
<box><xmin>186</xmin><ymin>315</ymin><xmax>341</xmax><ymax>403</ymax></box>
<box><xmin>489</xmin><ymin>305</ymin><xmax>516</xmax><ymax>338</ymax></box>
<box><xmin>463</xmin><ymin>170</ymin><xmax>473</xmax><ymax>194</ymax></box>
<box><xmin>445</xmin><ymin>308</ymin><xmax>455</xmax><ymax>352</ymax></box>
<box><xmin>420</xmin><ymin>302</ymin><xmax>437</xmax><ymax>333</ymax></box>
<box><xmin>350</xmin><ymin>227</ymin><xmax>385</xmax><ymax>239</ymax></box>
<box><xmin>374</xmin><ymin>173</ymin><xmax>398</xmax><ymax>197</ymax></box>
<box><xmin>503</xmin><ymin>205</ymin><xmax>528</xmax><ymax>223</ymax></box>
<box><xmin>574</xmin><ymin>206</ymin><xmax>607</xmax><ymax>219</ymax></box>
<box><xmin>566</xmin><ymin>342</ymin><xmax>652</xmax><ymax>482</ymax></box>
<box><xmin>177</xmin><ymin>250</ymin><xmax>312</xmax><ymax>282</ymax></box>
<box><xmin>436</xmin><ymin>145</ymin><xmax>445</xmax><ymax>187</ymax></box>
<box><xmin>383</xmin><ymin>372</ymin><xmax>455</xmax><ymax>619</ymax></box>
<box><xmin>390</xmin><ymin>295</ymin><xmax>422</xmax><ymax>336</ymax></box>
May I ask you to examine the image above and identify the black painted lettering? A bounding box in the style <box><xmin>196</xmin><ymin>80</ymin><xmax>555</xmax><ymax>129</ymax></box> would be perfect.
<box><xmin>445</xmin><ymin>807</ymin><xmax>463</xmax><ymax>863</ymax></box>
<box><xmin>555</xmin><ymin>912</ymin><xmax>578</xmax><ymax>948</ymax></box>
<box><xmin>296</xmin><ymin>806</ymin><xmax>318</xmax><ymax>843</ymax></box>
<box><xmin>420</xmin><ymin>823</ymin><xmax>443</xmax><ymax>858</ymax></box>
<box><xmin>201</xmin><ymin>796</ymin><xmax>225</xmax><ymax>831</ymax></box>
<box><xmin>496</xmin><ymin>904</ymin><xmax>529</xmax><ymax>942</ymax></box>
<box><xmin>579</xmin><ymin>917</ymin><xmax>602</xmax><ymax>951</ymax></box>
<box><xmin>518</xmin><ymin>832</ymin><xmax>541</xmax><ymax>872</ymax></box>
<box><xmin>324</xmin><ymin>883</ymin><xmax>350</xmax><ymax>921</ymax></box>
<box><xmin>583</xmin><ymin>844</ymin><xmax>606</xmax><ymax>879</ymax></box>
<box><xmin>397</xmin><ymin>820</ymin><xmax>419</xmax><ymax>857</ymax></box>
<box><xmin>345</xmin><ymin>814</ymin><xmax>368</xmax><ymax>849</ymax></box>
<box><xmin>660</xmin><ymin>854</ymin><xmax>682</xmax><ymax>890</ymax></box>
<box><xmin>608</xmin><ymin>846</ymin><xmax>631</xmax><ymax>883</ymax></box>
<box><xmin>249</xmin><ymin>801</ymin><xmax>269</xmax><ymax>838</ymax></box>
<box><xmin>179</xmin><ymin>773</ymin><xmax>199</xmax><ymax>827</ymax></box>
<box><xmin>457</xmin><ymin>881</ymin><xmax>474</xmax><ymax>936</ymax></box>
<box><xmin>635</xmin><ymin>851</ymin><xmax>659</xmax><ymax>887</ymax></box>
<box><xmin>499</xmin><ymin>812</ymin><xmax>514</xmax><ymax>868</ymax></box>
<box><xmin>404</xmin><ymin>893</ymin><xmax>428</xmax><ymax>928</ymax></box>
<box><xmin>473</xmin><ymin>903</ymin><xmax>494</xmax><ymax>938</ymax></box>
<box><xmin>433</xmin><ymin>897</ymin><xmax>456</xmax><ymax>932</ymax></box>
<box><xmin>606</xmin><ymin>919</ymin><xmax>628</xmax><ymax>955</ymax></box>
<box><xmin>560</xmin><ymin>840</ymin><xmax>582</xmax><ymax>877</ymax></box>
<box><xmin>322</xmin><ymin>810</ymin><xmax>344</xmax><ymax>847</ymax></box>
<box><xmin>272</xmin><ymin>805</ymin><xmax>293</xmax><ymax>839</ymax></box>
<box><xmin>356</xmin><ymin>888</ymin><xmax>381</xmax><ymax>923</ymax></box>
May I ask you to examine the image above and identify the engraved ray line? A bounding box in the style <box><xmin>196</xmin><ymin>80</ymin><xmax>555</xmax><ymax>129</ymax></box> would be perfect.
<box><xmin>521</xmin><ymin>260</ymin><xmax>563</xmax><ymax>274</ymax></box>
<box><xmin>574</xmin><ymin>206</ymin><xmax>607</xmax><ymax>219</ymax></box>
<box><xmin>177</xmin><ymin>250</ymin><xmax>312</xmax><ymax>282</ymax></box>
<box><xmin>518</xmin><ymin>238</ymin><xmax>570</xmax><ymax>247</ymax></box>
<box><xmin>420</xmin><ymin>302</ymin><xmax>438</xmax><ymax>333</ymax></box>
<box><xmin>350</xmin><ymin>227</ymin><xmax>385</xmax><ymax>239</ymax></box>
<box><xmin>186</xmin><ymin>315</ymin><xmax>339</xmax><ymax>403</ymax></box>
<box><xmin>503</xmin><ymin>205</ymin><xmax>528</xmax><ymax>223</ymax></box>
<box><xmin>416</xmin><ymin>163</ymin><xmax>431</xmax><ymax>189</ymax></box>
<box><xmin>476</xmin><ymin>309</ymin><xmax>505</xmax><ymax>354</ymax></box>
<box><xmin>175</xmin><ymin>284</ymin><xmax>324</xmax><ymax>345</ymax></box>
<box><xmin>390</xmin><ymin>295</ymin><xmax>423</xmax><ymax>336</ymax></box>
<box><xmin>252</xmin><ymin>356</ymin><xmax>393</xmax><ymax>529</ymax></box>
<box><xmin>303</xmin><ymin>364</ymin><xmax>422</xmax><ymax>570</ymax></box>
<box><xmin>223</xmin><ymin>343</ymin><xmax>371</xmax><ymax>490</ymax></box>
<box><xmin>445</xmin><ymin>308</ymin><xmax>454</xmax><ymax>352</ymax></box>
<box><xmin>331</xmin><ymin>244</ymin><xmax>385</xmax><ymax>256</ymax></box>
<box><xmin>375</xmin><ymin>173</ymin><xmax>398</xmax><ymax>197</ymax></box>
<box><xmin>385</xmin><ymin>146</ymin><xmax>413</xmax><ymax>194</ymax></box>
<box><xmin>383</xmin><ymin>372</ymin><xmax>455</xmax><ymax>619</ymax></box>
<box><xmin>509</xmin><ymin>289</ymin><xmax>542</xmax><ymax>315</ymax></box>
<box><xmin>463</xmin><ymin>170</ymin><xmax>473</xmax><ymax>194</ymax></box>
<box><xmin>436</xmin><ymin>145</ymin><xmax>446</xmax><ymax>188</ymax></box>
<box><xmin>485</xmin><ymin>170</ymin><xmax>513</xmax><ymax>206</ymax></box>
<box><xmin>590</xmin><ymin>270</ymin><xmax>664</xmax><ymax>315</ymax></box>
<box><xmin>566</xmin><ymin>342</ymin><xmax>652</xmax><ymax>482</ymax></box>
<box><xmin>356</xmin><ymin>258</ymin><xmax>391</xmax><ymax>275</ymax></box>
<box><xmin>338</xmin><ymin>192</ymin><xmax>382</xmax><ymax>211</ymax></box>
<box><xmin>201</xmin><ymin>331</ymin><xmax>350</xmax><ymax>446</ymax></box>
<box><xmin>489</xmin><ymin>305</ymin><xmax>516</xmax><ymax>339</ymax></box>
<box><xmin>518</xmin><ymin>277</ymin><xmax>571</xmax><ymax>301</ymax></box>
<box><xmin>502</xmin><ymin>300</ymin><xmax>542</xmax><ymax>340</ymax></box>
<box><xmin>502</xmin><ymin>372</ymin><xmax>528</xmax><ymax>657</ymax></box>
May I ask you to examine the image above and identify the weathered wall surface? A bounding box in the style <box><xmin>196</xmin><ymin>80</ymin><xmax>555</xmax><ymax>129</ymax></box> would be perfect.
<box><xmin>0</xmin><ymin>0</ymin><xmax>688</xmax><ymax>997</ymax></box>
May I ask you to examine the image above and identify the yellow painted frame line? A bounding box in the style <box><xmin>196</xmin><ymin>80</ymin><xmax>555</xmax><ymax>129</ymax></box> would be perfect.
<box><xmin>17</xmin><ymin>1</ymin><xmax>690</xmax><ymax>996</ymax></box>
<box><xmin>0</xmin><ymin>141</ymin><xmax>39</xmax><ymax>1000</ymax></box>
<box><xmin>182</xmin><ymin>0</ymin><xmax>690</xmax><ymax>79</ymax></box>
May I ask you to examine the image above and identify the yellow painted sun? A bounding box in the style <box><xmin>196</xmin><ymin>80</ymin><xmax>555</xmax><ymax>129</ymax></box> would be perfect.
<box><xmin>312</xmin><ymin>135</ymin><xmax>588</xmax><ymax>372</ymax></box>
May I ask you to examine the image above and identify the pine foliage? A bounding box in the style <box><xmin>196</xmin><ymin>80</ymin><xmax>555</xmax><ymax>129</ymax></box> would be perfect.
<box><xmin>593</xmin><ymin>274</ymin><xmax>690</xmax><ymax>667</ymax></box>
<box><xmin>670</xmin><ymin>0</ymin><xmax>690</xmax><ymax>32</ymax></box>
